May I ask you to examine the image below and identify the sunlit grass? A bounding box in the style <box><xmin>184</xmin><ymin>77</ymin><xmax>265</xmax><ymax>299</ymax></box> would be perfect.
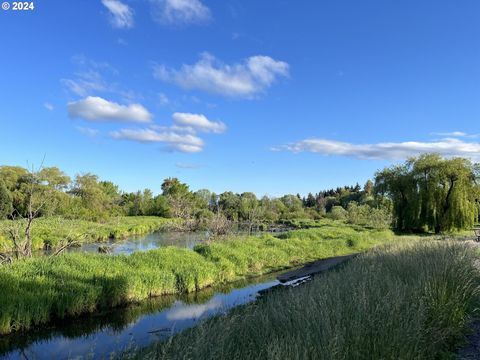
<box><xmin>0</xmin><ymin>222</ymin><xmax>394</xmax><ymax>335</ymax></box>
<box><xmin>130</xmin><ymin>241</ymin><xmax>480</xmax><ymax>360</ymax></box>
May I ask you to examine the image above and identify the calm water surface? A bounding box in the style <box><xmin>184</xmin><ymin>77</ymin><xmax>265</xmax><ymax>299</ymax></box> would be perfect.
<box><xmin>42</xmin><ymin>228</ymin><xmax>288</xmax><ymax>256</ymax></box>
<box><xmin>43</xmin><ymin>231</ymin><xmax>210</xmax><ymax>256</ymax></box>
<box><xmin>1</xmin><ymin>230</ymin><xmax>295</xmax><ymax>359</ymax></box>
<box><xmin>0</xmin><ymin>273</ymin><xmax>283</xmax><ymax>360</ymax></box>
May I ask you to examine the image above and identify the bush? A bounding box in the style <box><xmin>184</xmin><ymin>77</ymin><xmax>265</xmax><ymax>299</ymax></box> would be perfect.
<box><xmin>328</xmin><ymin>206</ymin><xmax>347</xmax><ymax>221</ymax></box>
<box><xmin>347</xmin><ymin>202</ymin><xmax>392</xmax><ymax>229</ymax></box>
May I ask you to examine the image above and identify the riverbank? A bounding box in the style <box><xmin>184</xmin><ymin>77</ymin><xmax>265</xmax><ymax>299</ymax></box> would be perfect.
<box><xmin>127</xmin><ymin>240</ymin><xmax>480</xmax><ymax>360</ymax></box>
<box><xmin>0</xmin><ymin>216</ymin><xmax>182</xmax><ymax>251</ymax></box>
<box><xmin>0</xmin><ymin>222</ymin><xmax>394</xmax><ymax>335</ymax></box>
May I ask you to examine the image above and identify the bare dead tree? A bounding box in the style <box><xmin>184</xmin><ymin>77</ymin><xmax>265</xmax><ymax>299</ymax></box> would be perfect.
<box><xmin>4</xmin><ymin>158</ymin><xmax>53</xmax><ymax>258</ymax></box>
<box><xmin>245</xmin><ymin>205</ymin><xmax>263</xmax><ymax>235</ymax></box>
<box><xmin>207</xmin><ymin>212</ymin><xmax>232</xmax><ymax>237</ymax></box>
<box><xmin>21</xmin><ymin>161</ymin><xmax>51</xmax><ymax>257</ymax></box>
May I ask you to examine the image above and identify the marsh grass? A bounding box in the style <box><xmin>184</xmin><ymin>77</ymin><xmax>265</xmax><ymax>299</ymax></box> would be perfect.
<box><xmin>0</xmin><ymin>216</ymin><xmax>181</xmax><ymax>251</ymax></box>
<box><xmin>130</xmin><ymin>241</ymin><xmax>480</xmax><ymax>360</ymax></box>
<box><xmin>0</xmin><ymin>223</ymin><xmax>393</xmax><ymax>335</ymax></box>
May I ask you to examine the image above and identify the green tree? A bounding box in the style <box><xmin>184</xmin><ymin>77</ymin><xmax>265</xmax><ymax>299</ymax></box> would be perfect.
<box><xmin>0</xmin><ymin>180</ymin><xmax>12</xmax><ymax>219</ymax></box>
<box><xmin>150</xmin><ymin>195</ymin><xmax>170</xmax><ymax>217</ymax></box>
<box><xmin>219</xmin><ymin>192</ymin><xmax>240</xmax><ymax>221</ymax></box>
<box><xmin>38</xmin><ymin>167</ymin><xmax>70</xmax><ymax>190</ymax></box>
<box><xmin>375</xmin><ymin>154</ymin><xmax>479</xmax><ymax>233</ymax></box>
<box><xmin>161</xmin><ymin>178</ymin><xmax>195</xmax><ymax>218</ymax></box>
<box><xmin>280</xmin><ymin>195</ymin><xmax>305</xmax><ymax>220</ymax></box>
<box><xmin>70</xmin><ymin>174</ymin><xmax>117</xmax><ymax>220</ymax></box>
<box><xmin>239</xmin><ymin>192</ymin><xmax>262</xmax><ymax>232</ymax></box>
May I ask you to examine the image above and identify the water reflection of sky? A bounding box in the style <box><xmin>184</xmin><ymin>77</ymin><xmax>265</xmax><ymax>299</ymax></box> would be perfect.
<box><xmin>68</xmin><ymin>231</ymin><xmax>209</xmax><ymax>255</ymax></box>
<box><xmin>2</xmin><ymin>277</ymin><xmax>280</xmax><ymax>360</ymax></box>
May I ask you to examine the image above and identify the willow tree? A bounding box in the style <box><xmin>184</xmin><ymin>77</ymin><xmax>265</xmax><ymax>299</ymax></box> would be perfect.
<box><xmin>375</xmin><ymin>154</ymin><xmax>479</xmax><ymax>233</ymax></box>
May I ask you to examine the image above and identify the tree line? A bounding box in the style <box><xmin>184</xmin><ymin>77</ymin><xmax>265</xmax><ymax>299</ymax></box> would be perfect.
<box><xmin>0</xmin><ymin>164</ymin><xmax>386</xmax><ymax>228</ymax></box>
<box><xmin>0</xmin><ymin>153</ymin><xmax>478</xmax><ymax>234</ymax></box>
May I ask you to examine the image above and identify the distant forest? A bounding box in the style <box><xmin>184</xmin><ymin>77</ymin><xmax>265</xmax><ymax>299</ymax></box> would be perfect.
<box><xmin>0</xmin><ymin>153</ymin><xmax>478</xmax><ymax>233</ymax></box>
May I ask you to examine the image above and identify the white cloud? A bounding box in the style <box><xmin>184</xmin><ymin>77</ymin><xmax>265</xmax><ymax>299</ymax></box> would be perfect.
<box><xmin>76</xmin><ymin>126</ymin><xmax>100</xmax><ymax>137</ymax></box>
<box><xmin>276</xmin><ymin>137</ymin><xmax>480</xmax><ymax>161</ymax></box>
<box><xmin>44</xmin><ymin>103</ymin><xmax>54</xmax><ymax>111</ymax></box>
<box><xmin>62</xmin><ymin>56</ymin><xmax>141</xmax><ymax>100</ymax></box>
<box><xmin>110</xmin><ymin>112</ymin><xmax>226</xmax><ymax>153</ymax></box>
<box><xmin>62</xmin><ymin>70</ymin><xmax>108</xmax><ymax>97</ymax></box>
<box><xmin>110</xmin><ymin>128</ymin><xmax>204</xmax><ymax>153</ymax></box>
<box><xmin>431</xmin><ymin>131</ymin><xmax>479</xmax><ymax>138</ymax></box>
<box><xmin>166</xmin><ymin>298</ymin><xmax>221</xmax><ymax>321</ymax></box>
<box><xmin>68</xmin><ymin>96</ymin><xmax>152</xmax><ymax>123</ymax></box>
<box><xmin>175</xmin><ymin>162</ymin><xmax>202</xmax><ymax>169</ymax></box>
<box><xmin>101</xmin><ymin>0</ymin><xmax>134</xmax><ymax>29</ymax></box>
<box><xmin>158</xmin><ymin>92</ymin><xmax>170</xmax><ymax>106</ymax></box>
<box><xmin>151</xmin><ymin>0</ymin><xmax>211</xmax><ymax>25</ymax></box>
<box><xmin>172</xmin><ymin>112</ymin><xmax>226</xmax><ymax>133</ymax></box>
<box><xmin>431</xmin><ymin>131</ymin><xmax>467</xmax><ymax>137</ymax></box>
<box><xmin>153</xmin><ymin>52</ymin><xmax>289</xmax><ymax>98</ymax></box>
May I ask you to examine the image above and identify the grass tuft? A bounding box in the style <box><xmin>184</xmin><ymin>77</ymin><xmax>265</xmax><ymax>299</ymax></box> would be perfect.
<box><xmin>129</xmin><ymin>241</ymin><xmax>480</xmax><ymax>360</ymax></box>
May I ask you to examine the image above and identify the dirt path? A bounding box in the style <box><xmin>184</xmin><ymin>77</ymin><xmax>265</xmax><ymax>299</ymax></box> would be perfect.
<box><xmin>457</xmin><ymin>321</ymin><xmax>480</xmax><ymax>359</ymax></box>
<box><xmin>277</xmin><ymin>254</ymin><xmax>356</xmax><ymax>283</ymax></box>
<box><xmin>456</xmin><ymin>241</ymin><xmax>480</xmax><ymax>359</ymax></box>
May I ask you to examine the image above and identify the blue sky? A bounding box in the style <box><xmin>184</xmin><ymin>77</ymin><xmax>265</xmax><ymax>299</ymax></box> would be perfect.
<box><xmin>1</xmin><ymin>0</ymin><xmax>479</xmax><ymax>196</ymax></box>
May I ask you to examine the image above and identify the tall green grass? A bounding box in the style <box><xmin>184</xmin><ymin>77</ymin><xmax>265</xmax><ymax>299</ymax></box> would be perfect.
<box><xmin>0</xmin><ymin>216</ymin><xmax>182</xmax><ymax>251</ymax></box>
<box><xmin>0</xmin><ymin>223</ymin><xmax>393</xmax><ymax>335</ymax></box>
<box><xmin>130</xmin><ymin>241</ymin><xmax>480</xmax><ymax>360</ymax></box>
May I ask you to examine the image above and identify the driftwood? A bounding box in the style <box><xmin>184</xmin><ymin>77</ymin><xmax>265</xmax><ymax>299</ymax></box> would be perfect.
<box><xmin>49</xmin><ymin>240</ymin><xmax>79</xmax><ymax>258</ymax></box>
<box><xmin>98</xmin><ymin>245</ymin><xmax>113</xmax><ymax>254</ymax></box>
<box><xmin>0</xmin><ymin>253</ymin><xmax>13</xmax><ymax>265</ymax></box>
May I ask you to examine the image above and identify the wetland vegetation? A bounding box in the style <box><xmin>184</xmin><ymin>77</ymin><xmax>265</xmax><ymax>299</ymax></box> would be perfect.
<box><xmin>128</xmin><ymin>241</ymin><xmax>480</xmax><ymax>360</ymax></box>
<box><xmin>0</xmin><ymin>153</ymin><xmax>479</xmax><ymax>359</ymax></box>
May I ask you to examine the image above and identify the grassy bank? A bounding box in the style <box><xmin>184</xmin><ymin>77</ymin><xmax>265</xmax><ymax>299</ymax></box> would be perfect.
<box><xmin>128</xmin><ymin>241</ymin><xmax>480</xmax><ymax>360</ymax></box>
<box><xmin>0</xmin><ymin>216</ymin><xmax>182</xmax><ymax>251</ymax></box>
<box><xmin>0</xmin><ymin>222</ymin><xmax>393</xmax><ymax>335</ymax></box>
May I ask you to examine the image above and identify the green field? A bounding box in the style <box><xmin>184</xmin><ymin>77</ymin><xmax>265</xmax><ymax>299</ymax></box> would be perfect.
<box><xmin>128</xmin><ymin>240</ymin><xmax>480</xmax><ymax>360</ymax></box>
<box><xmin>0</xmin><ymin>221</ymin><xmax>394</xmax><ymax>335</ymax></box>
<box><xmin>0</xmin><ymin>216</ymin><xmax>182</xmax><ymax>252</ymax></box>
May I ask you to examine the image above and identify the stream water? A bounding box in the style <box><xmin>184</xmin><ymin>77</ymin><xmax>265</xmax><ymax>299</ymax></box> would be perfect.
<box><xmin>0</xmin><ymin>272</ymin><xmax>283</xmax><ymax>359</ymax></box>
<box><xmin>40</xmin><ymin>227</ymin><xmax>290</xmax><ymax>256</ymax></box>
<box><xmin>0</xmin><ymin>230</ymin><xmax>298</xmax><ymax>359</ymax></box>
<box><xmin>60</xmin><ymin>231</ymin><xmax>210</xmax><ymax>255</ymax></box>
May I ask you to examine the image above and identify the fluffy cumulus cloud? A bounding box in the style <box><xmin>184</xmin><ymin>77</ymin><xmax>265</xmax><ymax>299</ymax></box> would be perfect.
<box><xmin>68</xmin><ymin>96</ymin><xmax>152</xmax><ymax>123</ymax></box>
<box><xmin>172</xmin><ymin>112</ymin><xmax>226</xmax><ymax>133</ymax></box>
<box><xmin>111</xmin><ymin>128</ymin><xmax>204</xmax><ymax>153</ymax></box>
<box><xmin>101</xmin><ymin>0</ymin><xmax>134</xmax><ymax>29</ymax></box>
<box><xmin>276</xmin><ymin>137</ymin><xmax>480</xmax><ymax>161</ymax></box>
<box><xmin>153</xmin><ymin>52</ymin><xmax>289</xmax><ymax>98</ymax></box>
<box><xmin>109</xmin><ymin>112</ymin><xmax>226</xmax><ymax>153</ymax></box>
<box><xmin>150</xmin><ymin>0</ymin><xmax>211</xmax><ymax>25</ymax></box>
